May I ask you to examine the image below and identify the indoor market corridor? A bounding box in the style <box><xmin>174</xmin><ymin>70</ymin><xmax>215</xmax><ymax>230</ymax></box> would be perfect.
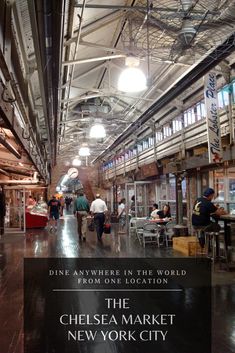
<box><xmin>0</xmin><ymin>213</ymin><xmax>235</xmax><ymax>353</ymax></box>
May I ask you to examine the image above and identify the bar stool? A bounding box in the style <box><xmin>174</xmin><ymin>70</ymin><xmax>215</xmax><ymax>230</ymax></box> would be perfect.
<box><xmin>194</xmin><ymin>226</ymin><xmax>229</xmax><ymax>270</ymax></box>
<box><xmin>193</xmin><ymin>226</ymin><xmax>207</xmax><ymax>256</ymax></box>
<box><xmin>204</xmin><ymin>231</ymin><xmax>229</xmax><ymax>271</ymax></box>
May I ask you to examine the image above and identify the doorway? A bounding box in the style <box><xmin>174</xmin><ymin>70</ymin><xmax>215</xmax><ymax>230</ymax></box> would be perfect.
<box><xmin>4</xmin><ymin>186</ymin><xmax>26</xmax><ymax>234</ymax></box>
<box><xmin>125</xmin><ymin>181</ymin><xmax>153</xmax><ymax>217</ymax></box>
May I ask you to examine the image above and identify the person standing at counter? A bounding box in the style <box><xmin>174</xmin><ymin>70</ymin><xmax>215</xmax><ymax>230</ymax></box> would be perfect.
<box><xmin>26</xmin><ymin>195</ymin><xmax>36</xmax><ymax>207</ymax></box>
<box><xmin>48</xmin><ymin>195</ymin><xmax>61</xmax><ymax>232</ymax></box>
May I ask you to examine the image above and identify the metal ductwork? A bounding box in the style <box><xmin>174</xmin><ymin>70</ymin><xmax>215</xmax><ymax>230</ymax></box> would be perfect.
<box><xmin>0</xmin><ymin>134</ymin><xmax>21</xmax><ymax>159</ymax></box>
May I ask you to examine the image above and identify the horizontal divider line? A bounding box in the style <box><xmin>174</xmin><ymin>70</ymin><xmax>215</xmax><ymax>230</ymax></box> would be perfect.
<box><xmin>53</xmin><ymin>289</ymin><xmax>183</xmax><ymax>292</ymax></box>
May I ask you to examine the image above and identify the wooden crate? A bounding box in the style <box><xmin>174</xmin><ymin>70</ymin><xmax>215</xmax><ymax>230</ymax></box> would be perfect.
<box><xmin>173</xmin><ymin>236</ymin><xmax>203</xmax><ymax>256</ymax></box>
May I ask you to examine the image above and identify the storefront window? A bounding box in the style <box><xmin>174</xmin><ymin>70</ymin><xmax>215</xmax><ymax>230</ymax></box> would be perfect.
<box><xmin>168</xmin><ymin>175</ymin><xmax>176</xmax><ymax>200</ymax></box>
<box><xmin>218</xmin><ymin>91</ymin><xmax>224</xmax><ymax>109</ymax></box>
<box><xmin>222</xmin><ymin>87</ymin><xmax>229</xmax><ymax>107</ymax></box>
<box><xmin>156</xmin><ymin>130</ymin><xmax>163</xmax><ymax>142</ymax></box>
<box><xmin>228</xmin><ymin>204</ymin><xmax>235</xmax><ymax>214</ymax></box>
<box><xmin>160</xmin><ymin>176</ymin><xmax>167</xmax><ymax>200</ymax></box>
<box><xmin>182</xmin><ymin>179</ymin><xmax>187</xmax><ymax>200</ymax></box>
<box><xmin>142</xmin><ymin>140</ymin><xmax>149</xmax><ymax>150</ymax></box>
<box><xmin>137</xmin><ymin>143</ymin><xmax>143</xmax><ymax>153</ymax></box>
<box><xmin>163</xmin><ymin>124</ymin><xmax>172</xmax><ymax>138</ymax></box>
<box><xmin>213</xmin><ymin>170</ymin><xmax>224</xmax><ymax>203</ymax></box>
<box><xmin>201</xmin><ymin>172</ymin><xmax>209</xmax><ymax>195</ymax></box>
<box><xmin>148</xmin><ymin>136</ymin><xmax>154</xmax><ymax>146</ymax></box>
<box><xmin>228</xmin><ymin>167</ymin><xmax>235</xmax><ymax>202</ymax></box>
<box><xmin>172</xmin><ymin>117</ymin><xmax>182</xmax><ymax>133</ymax></box>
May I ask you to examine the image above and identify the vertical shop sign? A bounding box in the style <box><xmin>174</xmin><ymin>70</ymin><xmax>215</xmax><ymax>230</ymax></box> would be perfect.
<box><xmin>204</xmin><ymin>72</ymin><xmax>223</xmax><ymax>163</ymax></box>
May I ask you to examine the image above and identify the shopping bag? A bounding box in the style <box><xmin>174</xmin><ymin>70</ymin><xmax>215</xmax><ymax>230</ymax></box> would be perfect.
<box><xmin>88</xmin><ymin>220</ymin><xmax>95</xmax><ymax>231</ymax></box>
<box><xmin>103</xmin><ymin>223</ymin><xmax>111</xmax><ymax>234</ymax></box>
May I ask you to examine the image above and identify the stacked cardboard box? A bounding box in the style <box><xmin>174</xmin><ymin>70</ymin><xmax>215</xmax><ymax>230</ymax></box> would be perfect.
<box><xmin>173</xmin><ymin>236</ymin><xmax>204</xmax><ymax>256</ymax></box>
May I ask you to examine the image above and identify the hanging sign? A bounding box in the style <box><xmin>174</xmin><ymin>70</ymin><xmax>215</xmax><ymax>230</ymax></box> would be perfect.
<box><xmin>204</xmin><ymin>72</ymin><xmax>223</xmax><ymax>163</ymax></box>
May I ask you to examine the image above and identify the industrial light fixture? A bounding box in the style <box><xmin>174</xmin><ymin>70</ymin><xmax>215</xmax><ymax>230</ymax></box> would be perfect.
<box><xmin>72</xmin><ymin>157</ymin><xmax>82</xmax><ymax>166</ymax></box>
<box><xmin>118</xmin><ymin>56</ymin><xmax>147</xmax><ymax>93</ymax></box>
<box><xmin>61</xmin><ymin>174</ymin><xmax>69</xmax><ymax>186</ymax></box>
<box><xmin>79</xmin><ymin>146</ymin><xmax>90</xmax><ymax>157</ymax></box>
<box><xmin>89</xmin><ymin>123</ymin><xmax>106</xmax><ymax>138</ymax></box>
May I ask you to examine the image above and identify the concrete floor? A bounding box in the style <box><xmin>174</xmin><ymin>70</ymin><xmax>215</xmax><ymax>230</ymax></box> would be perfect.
<box><xmin>0</xmin><ymin>212</ymin><xmax>235</xmax><ymax>353</ymax></box>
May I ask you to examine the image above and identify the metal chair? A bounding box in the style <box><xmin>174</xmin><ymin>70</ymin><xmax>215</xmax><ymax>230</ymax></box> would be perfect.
<box><xmin>164</xmin><ymin>221</ymin><xmax>176</xmax><ymax>247</ymax></box>
<box><xmin>135</xmin><ymin>219</ymin><xmax>148</xmax><ymax>243</ymax></box>
<box><xmin>141</xmin><ymin>223</ymin><xmax>161</xmax><ymax>248</ymax></box>
<box><xmin>129</xmin><ymin>217</ymin><xmax>138</xmax><ymax>235</ymax></box>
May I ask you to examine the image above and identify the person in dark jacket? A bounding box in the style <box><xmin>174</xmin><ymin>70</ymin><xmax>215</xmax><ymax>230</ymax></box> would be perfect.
<box><xmin>192</xmin><ymin>187</ymin><xmax>226</xmax><ymax>247</ymax></box>
<box><xmin>157</xmin><ymin>204</ymin><xmax>171</xmax><ymax>219</ymax></box>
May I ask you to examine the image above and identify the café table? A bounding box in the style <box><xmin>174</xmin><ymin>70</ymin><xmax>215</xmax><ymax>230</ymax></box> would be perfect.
<box><xmin>219</xmin><ymin>214</ymin><xmax>234</xmax><ymax>247</ymax></box>
<box><xmin>149</xmin><ymin>218</ymin><xmax>171</xmax><ymax>226</ymax></box>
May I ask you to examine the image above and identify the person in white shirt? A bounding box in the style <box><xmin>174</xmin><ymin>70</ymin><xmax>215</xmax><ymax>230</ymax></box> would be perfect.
<box><xmin>118</xmin><ymin>198</ymin><xmax>126</xmax><ymax>233</ymax></box>
<box><xmin>90</xmin><ymin>194</ymin><xmax>108</xmax><ymax>241</ymax></box>
<box><xmin>150</xmin><ymin>203</ymin><xmax>160</xmax><ymax>219</ymax></box>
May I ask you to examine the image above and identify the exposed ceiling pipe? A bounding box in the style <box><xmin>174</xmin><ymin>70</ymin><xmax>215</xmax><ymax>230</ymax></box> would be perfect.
<box><xmin>0</xmin><ymin>171</ymin><xmax>39</xmax><ymax>184</ymax></box>
<box><xmin>62</xmin><ymin>54</ymin><xmax>126</xmax><ymax>66</ymax></box>
<box><xmin>0</xmin><ymin>179</ymin><xmax>39</xmax><ymax>184</ymax></box>
<box><xmin>0</xmin><ymin>134</ymin><xmax>21</xmax><ymax>159</ymax></box>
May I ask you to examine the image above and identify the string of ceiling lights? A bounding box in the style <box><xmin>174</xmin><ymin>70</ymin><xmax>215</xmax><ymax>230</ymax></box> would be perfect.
<box><xmin>72</xmin><ymin>1</ymin><xmax>150</xmax><ymax>167</ymax></box>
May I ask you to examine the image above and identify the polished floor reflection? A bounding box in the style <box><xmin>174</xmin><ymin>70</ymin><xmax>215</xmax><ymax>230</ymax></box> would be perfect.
<box><xmin>0</xmin><ymin>213</ymin><xmax>235</xmax><ymax>353</ymax></box>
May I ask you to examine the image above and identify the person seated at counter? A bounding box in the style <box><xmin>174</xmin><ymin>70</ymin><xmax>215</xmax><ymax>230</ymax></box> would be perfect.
<box><xmin>26</xmin><ymin>195</ymin><xmax>36</xmax><ymax>207</ymax></box>
<box><xmin>192</xmin><ymin>187</ymin><xmax>227</xmax><ymax>247</ymax></box>
<box><xmin>150</xmin><ymin>203</ymin><xmax>160</xmax><ymax>219</ymax></box>
<box><xmin>157</xmin><ymin>204</ymin><xmax>171</xmax><ymax>219</ymax></box>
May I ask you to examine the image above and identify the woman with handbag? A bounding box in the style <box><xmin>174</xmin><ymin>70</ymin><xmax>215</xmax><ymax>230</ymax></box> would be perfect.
<box><xmin>118</xmin><ymin>198</ymin><xmax>126</xmax><ymax>233</ymax></box>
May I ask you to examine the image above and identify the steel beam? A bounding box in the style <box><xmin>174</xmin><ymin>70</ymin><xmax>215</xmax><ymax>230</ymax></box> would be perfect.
<box><xmin>74</xmin><ymin>4</ymin><xmax>219</xmax><ymax>15</ymax></box>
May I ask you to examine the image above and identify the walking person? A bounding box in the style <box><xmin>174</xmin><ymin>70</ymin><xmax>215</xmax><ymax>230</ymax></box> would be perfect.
<box><xmin>90</xmin><ymin>194</ymin><xmax>108</xmax><ymax>241</ymax></box>
<box><xmin>65</xmin><ymin>196</ymin><xmax>72</xmax><ymax>211</ymax></box>
<box><xmin>74</xmin><ymin>191</ymin><xmax>90</xmax><ymax>241</ymax></box>
<box><xmin>118</xmin><ymin>198</ymin><xmax>126</xmax><ymax>233</ymax></box>
<box><xmin>48</xmin><ymin>195</ymin><xmax>61</xmax><ymax>232</ymax></box>
<box><xmin>60</xmin><ymin>196</ymin><xmax>65</xmax><ymax>217</ymax></box>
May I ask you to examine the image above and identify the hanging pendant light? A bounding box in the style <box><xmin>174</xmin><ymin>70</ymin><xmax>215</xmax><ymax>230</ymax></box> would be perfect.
<box><xmin>118</xmin><ymin>56</ymin><xmax>147</xmax><ymax>93</ymax></box>
<box><xmin>72</xmin><ymin>157</ymin><xmax>82</xmax><ymax>166</ymax></box>
<box><xmin>89</xmin><ymin>123</ymin><xmax>106</xmax><ymax>138</ymax></box>
<box><xmin>79</xmin><ymin>146</ymin><xmax>90</xmax><ymax>156</ymax></box>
